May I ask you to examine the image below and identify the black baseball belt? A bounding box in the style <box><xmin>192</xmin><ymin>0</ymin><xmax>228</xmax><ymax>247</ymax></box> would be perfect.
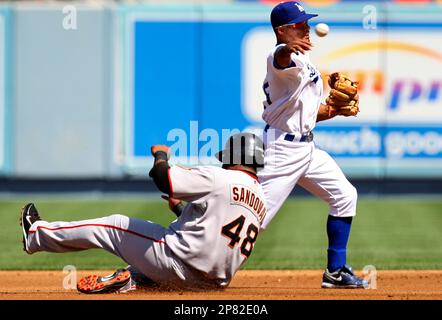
<box><xmin>264</xmin><ymin>124</ymin><xmax>314</xmax><ymax>143</ymax></box>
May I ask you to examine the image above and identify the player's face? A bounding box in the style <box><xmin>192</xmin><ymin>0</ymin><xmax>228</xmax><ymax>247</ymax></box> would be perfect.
<box><xmin>279</xmin><ymin>21</ymin><xmax>311</xmax><ymax>44</ymax></box>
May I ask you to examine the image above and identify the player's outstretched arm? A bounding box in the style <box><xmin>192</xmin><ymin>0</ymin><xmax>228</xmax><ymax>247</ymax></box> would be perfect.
<box><xmin>149</xmin><ymin>145</ymin><xmax>172</xmax><ymax>195</ymax></box>
<box><xmin>274</xmin><ymin>40</ymin><xmax>312</xmax><ymax>69</ymax></box>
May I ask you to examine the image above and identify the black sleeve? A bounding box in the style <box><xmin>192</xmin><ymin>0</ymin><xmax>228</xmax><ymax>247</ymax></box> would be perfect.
<box><xmin>149</xmin><ymin>161</ymin><xmax>171</xmax><ymax>194</ymax></box>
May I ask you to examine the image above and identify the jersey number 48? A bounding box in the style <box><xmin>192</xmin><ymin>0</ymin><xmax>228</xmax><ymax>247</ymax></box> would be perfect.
<box><xmin>221</xmin><ymin>215</ymin><xmax>258</xmax><ymax>258</ymax></box>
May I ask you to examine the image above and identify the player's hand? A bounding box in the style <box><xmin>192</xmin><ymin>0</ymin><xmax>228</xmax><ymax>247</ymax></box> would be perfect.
<box><xmin>161</xmin><ymin>195</ymin><xmax>183</xmax><ymax>211</ymax></box>
<box><xmin>285</xmin><ymin>38</ymin><xmax>313</xmax><ymax>55</ymax></box>
<box><xmin>275</xmin><ymin>40</ymin><xmax>313</xmax><ymax>67</ymax></box>
<box><xmin>151</xmin><ymin>145</ymin><xmax>170</xmax><ymax>159</ymax></box>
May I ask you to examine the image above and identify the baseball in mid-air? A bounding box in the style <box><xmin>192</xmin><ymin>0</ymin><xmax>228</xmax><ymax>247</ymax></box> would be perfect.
<box><xmin>315</xmin><ymin>23</ymin><xmax>330</xmax><ymax>37</ymax></box>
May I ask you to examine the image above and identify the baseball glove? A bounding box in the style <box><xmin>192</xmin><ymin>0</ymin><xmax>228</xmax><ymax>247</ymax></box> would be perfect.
<box><xmin>326</xmin><ymin>72</ymin><xmax>359</xmax><ymax>117</ymax></box>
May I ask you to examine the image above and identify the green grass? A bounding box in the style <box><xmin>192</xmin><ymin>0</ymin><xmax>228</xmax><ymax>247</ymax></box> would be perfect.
<box><xmin>1</xmin><ymin>196</ymin><xmax>441</xmax><ymax>270</ymax></box>
<box><xmin>0</xmin><ymin>198</ymin><xmax>175</xmax><ymax>271</ymax></box>
<box><xmin>247</xmin><ymin>197</ymin><xmax>442</xmax><ymax>270</ymax></box>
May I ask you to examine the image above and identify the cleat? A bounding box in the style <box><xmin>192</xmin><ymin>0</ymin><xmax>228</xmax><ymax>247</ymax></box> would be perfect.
<box><xmin>20</xmin><ymin>203</ymin><xmax>42</xmax><ymax>254</ymax></box>
<box><xmin>321</xmin><ymin>264</ymin><xmax>368</xmax><ymax>289</ymax></box>
<box><xmin>77</xmin><ymin>269</ymin><xmax>132</xmax><ymax>294</ymax></box>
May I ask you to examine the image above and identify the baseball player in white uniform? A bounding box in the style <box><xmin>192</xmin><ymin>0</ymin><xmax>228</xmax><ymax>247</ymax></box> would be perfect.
<box><xmin>20</xmin><ymin>133</ymin><xmax>267</xmax><ymax>293</ymax></box>
<box><xmin>258</xmin><ymin>1</ymin><xmax>367</xmax><ymax>288</ymax></box>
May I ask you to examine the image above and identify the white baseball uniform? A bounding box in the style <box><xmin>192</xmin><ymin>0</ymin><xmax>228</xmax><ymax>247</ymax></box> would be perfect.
<box><xmin>26</xmin><ymin>166</ymin><xmax>267</xmax><ymax>289</ymax></box>
<box><xmin>258</xmin><ymin>45</ymin><xmax>358</xmax><ymax>229</ymax></box>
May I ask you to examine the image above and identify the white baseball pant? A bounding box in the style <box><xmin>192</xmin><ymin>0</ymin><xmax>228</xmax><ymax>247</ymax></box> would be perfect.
<box><xmin>258</xmin><ymin>127</ymin><xmax>358</xmax><ymax>229</ymax></box>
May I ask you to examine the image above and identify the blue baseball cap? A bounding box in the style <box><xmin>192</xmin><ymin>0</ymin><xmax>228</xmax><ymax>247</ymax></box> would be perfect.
<box><xmin>271</xmin><ymin>1</ymin><xmax>318</xmax><ymax>29</ymax></box>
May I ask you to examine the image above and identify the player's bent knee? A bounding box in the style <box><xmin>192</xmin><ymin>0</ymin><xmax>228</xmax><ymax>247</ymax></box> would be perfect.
<box><xmin>342</xmin><ymin>185</ymin><xmax>358</xmax><ymax>216</ymax></box>
<box><xmin>330</xmin><ymin>184</ymin><xmax>358</xmax><ymax>217</ymax></box>
<box><xmin>348</xmin><ymin>185</ymin><xmax>358</xmax><ymax>203</ymax></box>
<box><xmin>108</xmin><ymin>214</ymin><xmax>129</xmax><ymax>227</ymax></box>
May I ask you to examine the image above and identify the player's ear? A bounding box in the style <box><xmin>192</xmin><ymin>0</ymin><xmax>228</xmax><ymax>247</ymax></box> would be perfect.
<box><xmin>275</xmin><ymin>27</ymin><xmax>284</xmax><ymax>38</ymax></box>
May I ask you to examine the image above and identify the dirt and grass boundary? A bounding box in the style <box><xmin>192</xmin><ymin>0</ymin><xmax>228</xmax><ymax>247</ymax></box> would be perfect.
<box><xmin>2</xmin><ymin>270</ymin><xmax>441</xmax><ymax>300</ymax></box>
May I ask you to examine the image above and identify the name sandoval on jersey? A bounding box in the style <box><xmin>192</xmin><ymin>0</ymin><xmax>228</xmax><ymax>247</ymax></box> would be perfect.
<box><xmin>230</xmin><ymin>185</ymin><xmax>267</xmax><ymax>224</ymax></box>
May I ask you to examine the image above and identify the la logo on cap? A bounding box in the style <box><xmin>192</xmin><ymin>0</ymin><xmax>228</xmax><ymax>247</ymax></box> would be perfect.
<box><xmin>295</xmin><ymin>3</ymin><xmax>305</xmax><ymax>12</ymax></box>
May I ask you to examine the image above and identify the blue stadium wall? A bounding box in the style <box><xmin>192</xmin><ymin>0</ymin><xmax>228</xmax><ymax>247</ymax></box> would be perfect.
<box><xmin>0</xmin><ymin>2</ymin><xmax>442</xmax><ymax>193</ymax></box>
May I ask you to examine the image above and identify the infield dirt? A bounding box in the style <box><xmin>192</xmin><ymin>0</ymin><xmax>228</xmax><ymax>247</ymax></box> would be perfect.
<box><xmin>1</xmin><ymin>270</ymin><xmax>441</xmax><ymax>300</ymax></box>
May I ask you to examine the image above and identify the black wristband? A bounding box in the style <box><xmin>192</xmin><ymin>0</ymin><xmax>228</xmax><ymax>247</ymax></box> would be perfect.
<box><xmin>172</xmin><ymin>202</ymin><xmax>185</xmax><ymax>217</ymax></box>
<box><xmin>154</xmin><ymin>151</ymin><xmax>168</xmax><ymax>162</ymax></box>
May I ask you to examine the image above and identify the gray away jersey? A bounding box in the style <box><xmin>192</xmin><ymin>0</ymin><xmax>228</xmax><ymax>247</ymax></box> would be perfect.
<box><xmin>164</xmin><ymin>165</ymin><xmax>267</xmax><ymax>285</ymax></box>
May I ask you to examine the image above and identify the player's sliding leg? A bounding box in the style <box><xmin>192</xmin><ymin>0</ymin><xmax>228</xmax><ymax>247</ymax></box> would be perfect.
<box><xmin>77</xmin><ymin>265</ymin><xmax>158</xmax><ymax>294</ymax></box>
<box><xmin>126</xmin><ymin>265</ymin><xmax>158</xmax><ymax>287</ymax></box>
<box><xmin>77</xmin><ymin>269</ymin><xmax>133</xmax><ymax>294</ymax></box>
<box><xmin>297</xmin><ymin>148</ymin><xmax>367</xmax><ymax>288</ymax></box>
<box><xmin>21</xmin><ymin>203</ymin><xmax>208</xmax><ymax>290</ymax></box>
<box><xmin>24</xmin><ymin>213</ymin><xmax>166</xmax><ymax>256</ymax></box>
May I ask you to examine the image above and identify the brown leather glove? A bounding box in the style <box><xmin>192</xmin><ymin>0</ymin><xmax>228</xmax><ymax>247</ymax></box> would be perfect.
<box><xmin>326</xmin><ymin>72</ymin><xmax>360</xmax><ymax>117</ymax></box>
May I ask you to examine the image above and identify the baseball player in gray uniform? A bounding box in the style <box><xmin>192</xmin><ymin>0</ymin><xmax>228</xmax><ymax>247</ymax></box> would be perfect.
<box><xmin>258</xmin><ymin>1</ymin><xmax>366</xmax><ymax>288</ymax></box>
<box><xmin>20</xmin><ymin>133</ymin><xmax>267</xmax><ymax>293</ymax></box>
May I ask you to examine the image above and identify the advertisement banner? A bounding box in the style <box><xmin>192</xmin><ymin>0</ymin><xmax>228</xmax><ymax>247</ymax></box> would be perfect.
<box><xmin>118</xmin><ymin>4</ymin><xmax>442</xmax><ymax>177</ymax></box>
